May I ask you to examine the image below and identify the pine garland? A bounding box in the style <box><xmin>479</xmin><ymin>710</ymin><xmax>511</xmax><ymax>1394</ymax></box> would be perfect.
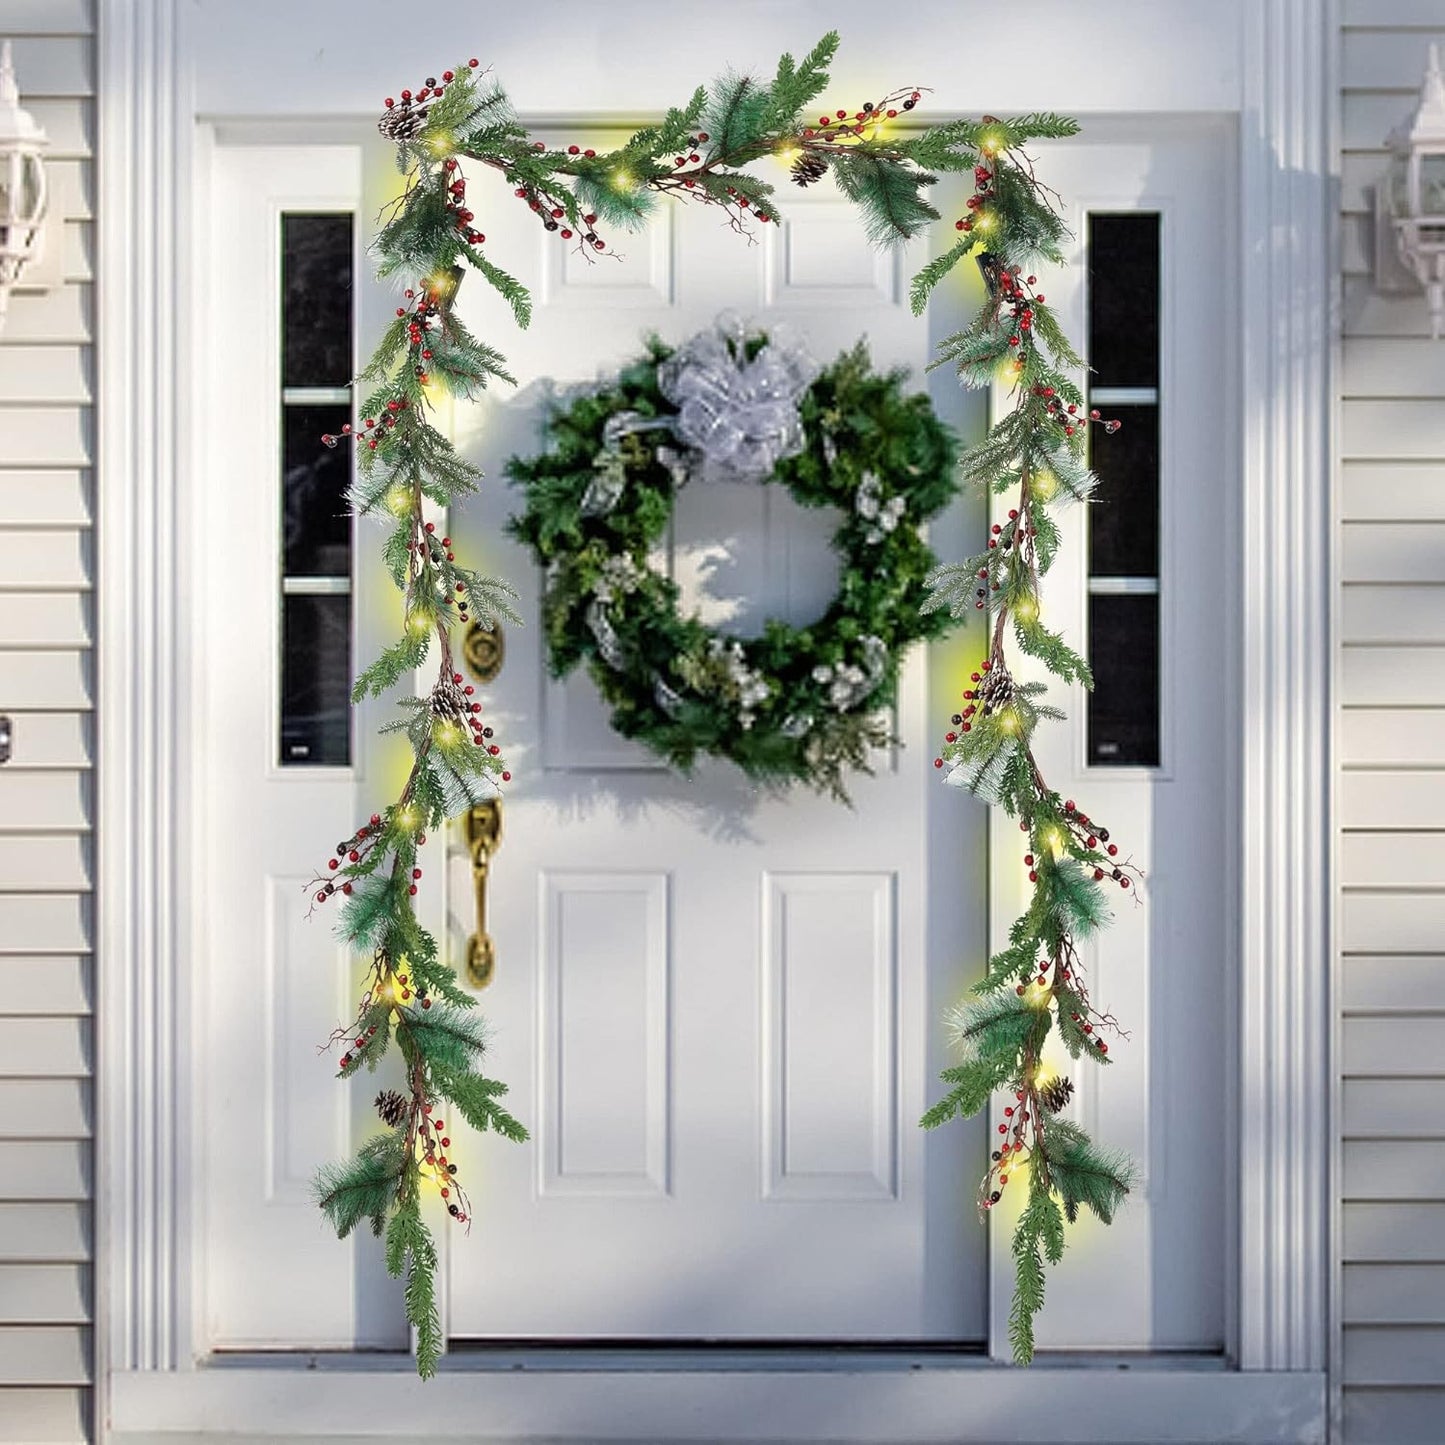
<box><xmin>312</xmin><ymin>32</ymin><xmax>1123</xmax><ymax>1376</ymax></box>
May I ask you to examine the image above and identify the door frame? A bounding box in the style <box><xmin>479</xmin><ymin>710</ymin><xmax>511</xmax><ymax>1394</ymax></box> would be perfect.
<box><xmin>94</xmin><ymin>0</ymin><xmax>1333</xmax><ymax>1438</ymax></box>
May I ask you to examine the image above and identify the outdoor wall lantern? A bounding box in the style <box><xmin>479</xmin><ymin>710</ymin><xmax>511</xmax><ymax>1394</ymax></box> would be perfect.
<box><xmin>1378</xmin><ymin>44</ymin><xmax>1445</xmax><ymax>339</ymax></box>
<box><xmin>0</xmin><ymin>39</ymin><xmax>50</xmax><ymax>331</ymax></box>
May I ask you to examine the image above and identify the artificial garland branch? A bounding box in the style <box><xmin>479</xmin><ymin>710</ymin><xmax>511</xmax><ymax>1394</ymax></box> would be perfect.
<box><xmin>309</xmin><ymin>30</ymin><xmax>1118</xmax><ymax>1376</ymax></box>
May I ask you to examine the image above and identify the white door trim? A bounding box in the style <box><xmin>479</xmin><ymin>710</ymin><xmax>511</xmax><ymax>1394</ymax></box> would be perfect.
<box><xmin>95</xmin><ymin>0</ymin><xmax>1334</xmax><ymax>1436</ymax></box>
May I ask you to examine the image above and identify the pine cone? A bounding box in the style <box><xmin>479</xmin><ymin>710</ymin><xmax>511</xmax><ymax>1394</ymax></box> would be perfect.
<box><xmin>429</xmin><ymin>678</ymin><xmax>469</xmax><ymax>722</ymax></box>
<box><xmin>790</xmin><ymin>152</ymin><xmax>830</xmax><ymax>187</ymax></box>
<box><xmin>977</xmin><ymin>666</ymin><xmax>1015</xmax><ymax>713</ymax></box>
<box><xmin>375</xmin><ymin>1089</ymin><xmax>408</xmax><ymax>1128</ymax></box>
<box><xmin>378</xmin><ymin>101</ymin><xmax>430</xmax><ymax>141</ymax></box>
<box><xmin>1040</xmin><ymin>1075</ymin><xmax>1074</xmax><ymax>1114</ymax></box>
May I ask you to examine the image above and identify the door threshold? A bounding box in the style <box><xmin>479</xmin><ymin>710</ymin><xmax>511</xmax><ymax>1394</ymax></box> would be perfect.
<box><xmin>204</xmin><ymin>1343</ymin><xmax>1229</xmax><ymax>1374</ymax></box>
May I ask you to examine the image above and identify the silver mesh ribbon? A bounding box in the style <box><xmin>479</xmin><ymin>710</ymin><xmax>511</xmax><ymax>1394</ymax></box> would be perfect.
<box><xmin>585</xmin><ymin>600</ymin><xmax>627</xmax><ymax>671</ymax></box>
<box><xmin>656</xmin><ymin>312</ymin><xmax>819</xmax><ymax>476</ymax></box>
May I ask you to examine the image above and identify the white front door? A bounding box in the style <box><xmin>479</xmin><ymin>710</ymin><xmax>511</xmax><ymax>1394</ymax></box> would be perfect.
<box><xmin>440</xmin><ymin>125</ymin><xmax>980</xmax><ymax>1341</ymax></box>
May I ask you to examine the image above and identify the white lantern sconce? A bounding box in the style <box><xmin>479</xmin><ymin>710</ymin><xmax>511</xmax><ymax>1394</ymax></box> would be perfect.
<box><xmin>0</xmin><ymin>39</ymin><xmax>51</xmax><ymax>330</ymax></box>
<box><xmin>1377</xmin><ymin>44</ymin><xmax>1445</xmax><ymax>339</ymax></box>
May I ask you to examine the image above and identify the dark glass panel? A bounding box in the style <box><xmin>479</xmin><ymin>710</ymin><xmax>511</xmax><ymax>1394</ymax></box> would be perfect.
<box><xmin>282</xmin><ymin>405</ymin><xmax>352</xmax><ymax>576</ymax></box>
<box><xmin>1087</xmin><ymin>593</ymin><xmax>1159</xmax><ymax>767</ymax></box>
<box><xmin>280</xmin><ymin>594</ymin><xmax>351</xmax><ymax>766</ymax></box>
<box><xmin>282</xmin><ymin>213</ymin><xmax>354</xmax><ymax>388</ymax></box>
<box><xmin>1088</xmin><ymin>405</ymin><xmax>1159</xmax><ymax>577</ymax></box>
<box><xmin>1087</xmin><ymin>213</ymin><xmax>1159</xmax><ymax>388</ymax></box>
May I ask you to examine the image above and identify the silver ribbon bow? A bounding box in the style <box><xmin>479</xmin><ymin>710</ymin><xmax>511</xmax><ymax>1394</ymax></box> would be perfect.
<box><xmin>656</xmin><ymin>312</ymin><xmax>819</xmax><ymax>477</ymax></box>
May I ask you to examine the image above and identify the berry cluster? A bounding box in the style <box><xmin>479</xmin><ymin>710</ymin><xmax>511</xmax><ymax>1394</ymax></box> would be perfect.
<box><xmin>419</xmin><ymin>1099</ymin><xmax>472</xmax><ymax>1225</ymax></box>
<box><xmin>319</xmin><ymin>394</ymin><xmax>412</xmax><ymax>454</ymax></box>
<box><xmin>953</xmin><ymin>156</ymin><xmax>995</xmax><ymax>234</ymax></box>
<box><xmin>311</xmin><ymin>812</ymin><xmax>401</xmax><ymax>907</ymax></box>
<box><xmin>378</xmin><ymin>59</ymin><xmax>481</xmax><ymax>141</ymax></box>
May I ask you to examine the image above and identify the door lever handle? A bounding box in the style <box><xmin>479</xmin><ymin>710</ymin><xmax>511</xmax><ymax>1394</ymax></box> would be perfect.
<box><xmin>464</xmin><ymin>799</ymin><xmax>503</xmax><ymax>989</ymax></box>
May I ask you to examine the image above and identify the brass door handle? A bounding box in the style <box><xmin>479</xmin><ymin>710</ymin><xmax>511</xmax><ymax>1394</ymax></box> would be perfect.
<box><xmin>464</xmin><ymin>799</ymin><xmax>503</xmax><ymax>989</ymax></box>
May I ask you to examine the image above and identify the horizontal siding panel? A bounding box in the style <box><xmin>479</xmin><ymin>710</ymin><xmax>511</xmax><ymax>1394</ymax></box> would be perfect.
<box><xmin>1344</xmin><ymin>273</ymin><xmax>1441</xmax><ymax>337</ymax></box>
<box><xmin>1344</xmin><ymin>30</ymin><xmax>1445</xmax><ymax>89</ymax></box>
<box><xmin>1344</xmin><ymin>956</ymin><xmax>1445</xmax><ymax>1011</ymax></box>
<box><xmin>42</xmin><ymin>160</ymin><xmax>91</xmax><ymax>224</ymax></box>
<box><xmin>3</xmin><ymin>38</ymin><xmax>91</xmax><ymax>98</ymax></box>
<box><xmin>0</xmin><ymin>1142</ymin><xmax>89</xmax><ymax>1200</ymax></box>
<box><xmin>60</xmin><ymin>221</ymin><xmax>91</xmax><ymax>284</ymax></box>
<box><xmin>1342</xmin><ymin>211</ymin><xmax>1370</xmax><ymax>276</ymax></box>
<box><xmin>0</xmin><ymin>773</ymin><xmax>91</xmax><ymax>832</ymax></box>
<box><xmin>1342</xmin><ymin>462</ymin><xmax>1445</xmax><ymax>520</ymax></box>
<box><xmin>0</xmin><ymin>714</ymin><xmax>91</xmax><ymax>772</ymax></box>
<box><xmin>1341</xmin><ymin>709</ymin><xmax>1445</xmax><ymax>766</ymax></box>
<box><xmin>1345</xmin><ymin>1079</ymin><xmax>1445</xmax><ymax>1133</ymax></box>
<box><xmin>0</xmin><ymin>529</ymin><xmax>90</xmax><ymax>588</ymax></box>
<box><xmin>1341</xmin><ymin>772</ymin><xmax>1445</xmax><ymax>829</ymax></box>
<box><xmin>1345</xmin><ymin>1202</ymin><xmax>1445</xmax><ymax>1261</ymax></box>
<box><xmin>0</xmin><ymin>651</ymin><xmax>93</xmax><ymax>709</ymax></box>
<box><xmin>0</xmin><ymin>835</ymin><xmax>91</xmax><ymax>892</ymax></box>
<box><xmin>0</xmin><ymin>592</ymin><xmax>91</xmax><ymax>647</ymax></box>
<box><xmin>0</xmin><ymin>285</ymin><xmax>91</xmax><ymax>345</ymax></box>
<box><xmin>0</xmin><ymin>1205</ymin><xmax>88</xmax><ymax>1264</ymax></box>
<box><xmin>1343</xmin><ymin>586</ymin><xmax>1445</xmax><ymax>642</ymax></box>
<box><xmin>1346</xmin><ymin>1263</ymin><xmax>1445</xmax><ymax>1323</ymax></box>
<box><xmin>1345</xmin><ymin>1140</ymin><xmax>1445</xmax><ymax>1198</ymax></box>
<box><xmin>0</xmin><ymin>408</ymin><xmax>91</xmax><ymax>468</ymax></box>
<box><xmin>0</xmin><ymin>895</ymin><xmax>91</xmax><ymax>954</ymax></box>
<box><xmin>1344</xmin><ymin>337</ymin><xmax>1445</xmax><ymax>398</ymax></box>
<box><xmin>1342</xmin><ymin>646</ymin><xmax>1445</xmax><ymax>704</ymax></box>
<box><xmin>1344</xmin><ymin>0</ymin><xmax>1445</xmax><ymax>22</ymax></box>
<box><xmin>0</xmin><ymin>1018</ymin><xmax>89</xmax><ymax>1077</ymax></box>
<box><xmin>0</xmin><ymin>1328</ymin><xmax>89</xmax><ymax>1388</ymax></box>
<box><xmin>1344</xmin><ymin>1388</ymin><xmax>1445</xmax><ymax>1445</ymax></box>
<box><xmin>1342</xmin><ymin>891</ymin><xmax>1445</xmax><ymax>951</ymax></box>
<box><xmin>0</xmin><ymin>471</ymin><xmax>90</xmax><ymax>527</ymax></box>
<box><xmin>1342</xmin><ymin>152</ymin><xmax>1382</xmax><ymax>214</ymax></box>
<box><xmin>1343</xmin><ymin>1017</ymin><xmax>1445</xmax><ymax>1075</ymax></box>
<box><xmin>0</xmin><ymin>958</ymin><xmax>90</xmax><ymax>1016</ymax></box>
<box><xmin>2</xmin><ymin>715</ymin><xmax>90</xmax><ymax>774</ymax></box>
<box><xmin>1344</xmin><ymin>400</ymin><xmax>1445</xmax><ymax>458</ymax></box>
<box><xmin>0</xmin><ymin>1080</ymin><xmax>89</xmax><ymax>1138</ymax></box>
<box><xmin>0</xmin><ymin>349</ymin><xmax>89</xmax><ymax>405</ymax></box>
<box><xmin>1342</xmin><ymin>832</ymin><xmax>1445</xmax><ymax>885</ymax></box>
<box><xmin>0</xmin><ymin>1265</ymin><xmax>88</xmax><ymax>1324</ymax></box>
<box><xmin>1345</xmin><ymin>1324</ymin><xmax>1445</xmax><ymax>1385</ymax></box>
<box><xmin>0</xmin><ymin>1</ymin><xmax>93</xmax><ymax>34</ymax></box>
<box><xmin>1341</xmin><ymin>522</ymin><xmax>1445</xmax><ymax>581</ymax></box>
<box><xmin>1345</xmin><ymin>92</ymin><xmax>1415</xmax><ymax>153</ymax></box>
<box><xmin>20</xmin><ymin>101</ymin><xmax>92</xmax><ymax>157</ymax></box>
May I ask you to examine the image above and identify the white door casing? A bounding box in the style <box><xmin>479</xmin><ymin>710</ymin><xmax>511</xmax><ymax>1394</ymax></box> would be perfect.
<box><xmin>439</xmin><ymin>125</ymin><xmax>982</xmax><ymax>1342</ymax></box>
<box><xmin>986</xmin><ymin>122</ymin><xmax>1231</xmax><ymax>1352</ymax></box>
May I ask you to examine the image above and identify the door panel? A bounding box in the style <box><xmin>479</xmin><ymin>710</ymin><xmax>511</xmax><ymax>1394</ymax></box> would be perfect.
<box><xmin>439</xmin><ymin>126</ymin><xmax>980</xmax><ymax>1341</ymax></box>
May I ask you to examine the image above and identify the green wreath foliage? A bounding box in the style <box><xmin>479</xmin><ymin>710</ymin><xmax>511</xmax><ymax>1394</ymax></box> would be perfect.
<box><xmin>506</xmin><ymin>332</ymin><xmax>959</xmax><ymax>799</ymax></box>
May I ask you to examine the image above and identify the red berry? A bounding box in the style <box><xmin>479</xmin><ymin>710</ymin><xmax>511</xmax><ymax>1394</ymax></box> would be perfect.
<box><xmin>401</xmin><ymin>89</ymin><xmax>411</xmax><ymax>101</ymax></box>
<box><xmin>328</xmin><ymin>859</ymin><xmax>339</xmax><ymax>870</ymax></box>
<box><xmin>469</xmin><ymin>58</ymin><xmax>479</xmax><ymax>67</ymax></box>
<box><xmin>488</xmin><ymin>745</ymin><xmax>500</xmax><ymax>756</ymax></box>
<box><xmin>561</xmin><ymin>229</ymin><xmax>572</xmax><ymax>239</ymax></box>
<box><xmin>441</xmin><ymin>1137</ymin><xmax>450</xmax><ymax>1147</ymax></box>
<box><xmin>568</xmin><ymin>145</ymin><xmax>579</xmax><ymax>154</ymax></box>
<box><xmin>698</xmin><ymin>132</ymin><xmax>709</xmax><ymax>141</ymax></box>
<box><xmin>1024</xmin><ymin>854</ymin><xmax>1034</xmax><ymax>865</ymax></box>
<box><xmin>1121</xmin><ymin>877</ymin><xmax>1131</xmax><ymax>889</ymax></box>
<box><xmin>1094</xmin><ymin>868</ymin><xmax>1104</xmax><ymax>880</ymax></box>
<box><xmin>1083</xmin><ymin>1024</ymin><xmax>1093</xmax><ymax>1034</ymax></box>
<box><xmin>584</xmin><ymin>213</ymin><xmax>597</xmax><ymax>225</ymax></box>
<box><xmin>1005</xmin><ymin>1107</ymin><xmax>1014</xmax><ymax>1117</ymax></box>
<box><xmin>412</xmin><ymin>868</ymin><xmax>422</xmax><ymax>880</ymax></box>
<box><xmin>443</xmin><ymin>71</ymin><xmax>454</xmax><ymax>82</ymax></box>
<box><xmin>1028</xmin><ymin>871</ymin><xmax>1038</xmax><ymax>883</ymax></box>
<box><xmin>998</xmin><ymin>1124</ymin><xmax>1007</xmax><ymax>1133</ymax></box>
<box><xmin>342</xmin><ymin>883</ymin><xmax>352</xmax><ymax>895</ymax></box>
<box><xmin>1098</xmin><ymin>1042</ymin><xmax>1108</xmax><ymax>1053</ymax></box>
<box><xmin>501</xmin><ymin>771</ymin><xmax>512</xmax><ymax>782</ymax></box>
<box><xmin>1107</xmin><ymin>844</ymin><xmax>1118</xmax><ymax>856</ymax></box>
<box><xmin>584</xmin><ymin>149</ymin><xmax>595</xmax><ymax>158</ymax></box>
<box><xmin>408</xmin><ymin>885</ymin><xmax>418</xmax><ymax>896</ymax></box>
<box><xmin>441</xmin><ymin>1188</ymin><xmax>450</xmax><ymax>1198</ymax></box>
<box><xmin>348</xmin><ymin>850</ymin><xmax>359</xmax><ymax>862</ymax></box>
<box><xmin>384</xmin><ymin>98</ymin><xmax>395</xmax><ymax>108</ymax></box>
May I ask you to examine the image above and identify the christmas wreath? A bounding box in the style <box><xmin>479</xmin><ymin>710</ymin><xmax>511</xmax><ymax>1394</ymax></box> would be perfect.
<box><xmin>506</xmin><ymin>318</ymin><xmax>959</xmax><ymax>799</ymax></box>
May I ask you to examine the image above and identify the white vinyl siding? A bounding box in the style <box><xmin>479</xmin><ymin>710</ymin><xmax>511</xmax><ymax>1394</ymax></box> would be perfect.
<box><xmin>0</xmin><ymin>5</ymin><xmax>96</xmax><ymax>1442</ymax></box>
<box><xmin>1340</xmin><ymin>6</ymin><xmax>1445</xmax><ymax>1441</ymax></box>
